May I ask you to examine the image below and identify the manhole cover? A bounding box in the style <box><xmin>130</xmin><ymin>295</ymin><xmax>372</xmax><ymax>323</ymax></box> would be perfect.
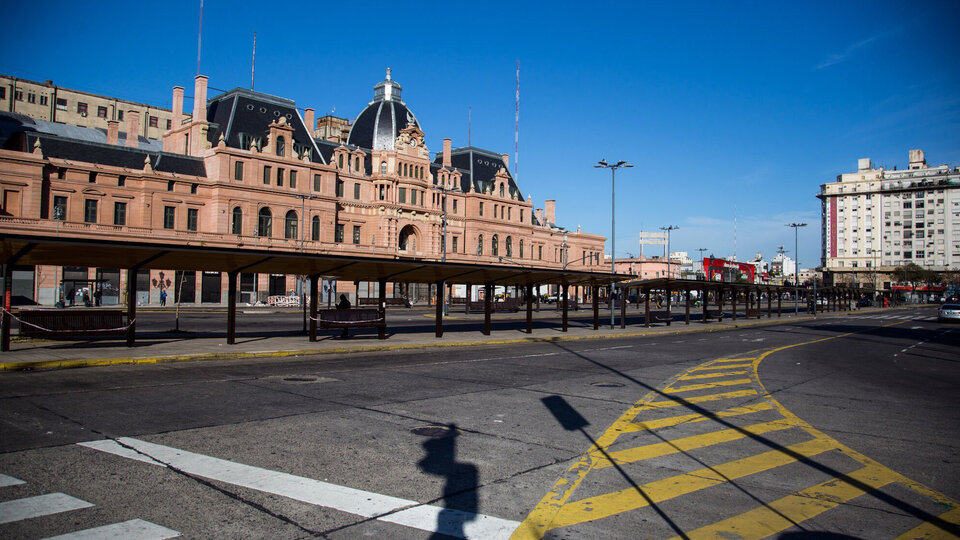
<box><xmin>283</xmin><ymin>376</ymin><xmax>318</xmax><ymax>382</ymax></box>
<box><xmin>591</xmin><ymin>382</ymin><xmax>625</xmax><ymax>388</ymax></box>
<box><xmin>411</xmin><ymin>425</ymin><xmax>457</xmax><ymax>438</ymax></box>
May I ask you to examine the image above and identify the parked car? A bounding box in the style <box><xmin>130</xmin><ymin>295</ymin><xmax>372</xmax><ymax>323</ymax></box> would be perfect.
<box><xmin>938</xmin><ymin>304</ymin><xmax>960</xmax><ymax>322</ymax></box>
<box><xmin>857</xmin><ymin>297</ymin><xmax>873</xmax><ymax>307</ymax></box>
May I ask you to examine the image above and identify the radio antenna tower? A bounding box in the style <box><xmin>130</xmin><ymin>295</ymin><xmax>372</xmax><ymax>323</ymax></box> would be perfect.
<box><xmin>196</xmin><ymin>0</ymin><xmax>204</xmax><ymax>75</ymax></box>
<box><xmin>251</xmin><ymin>32</ymin><xmax>257</xmax><ymax>90</ymax></box>
<box><xmin>515</xmin><ymin>60</ymin><xmax>520</xmax><ymax>181</ymax></box>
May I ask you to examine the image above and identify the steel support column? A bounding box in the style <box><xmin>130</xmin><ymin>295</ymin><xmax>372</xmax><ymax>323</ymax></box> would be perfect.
<box><xmin>435</xmin><ymin>279</ymin><xmax>444</xmax><ymax>338</ymax></box>
<box><xmin>227</xmin><ymin>271</ymin><xmax>238</xmax><ymax>345</ymax></box>
<box><xmin>309</xmin><ymin>273</ymin><xmax>319</xmax><ymax>342</ymax></box>
<box><xmin>483</xmin><ymin>282</ymin><xmax>492</xmax><ymax>335</ymax></box>
<box><xmin>525</xmin><ymin>284</ymin><xmax>533</xmax><ymax>334</ymax></box>
<box><xmin>561</xmin><ymin>283</ymin><xmax>569</xmax><ymax>332</ymax></box>
<box><xmin>592</xmin><ymin>285</ymin><xmax>600</xmax><ymax>330</ymax></box>
<box><xmin>378</xmin><ymin>279</ymin><xmax>386</xmax><ymax>340</ymax></box>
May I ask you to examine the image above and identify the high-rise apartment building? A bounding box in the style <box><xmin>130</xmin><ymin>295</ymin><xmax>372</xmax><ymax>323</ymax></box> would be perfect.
<box><xmin>819</xmin><ymin>149</ymin><xmax>960</xmax><ymax>287</ymax></box>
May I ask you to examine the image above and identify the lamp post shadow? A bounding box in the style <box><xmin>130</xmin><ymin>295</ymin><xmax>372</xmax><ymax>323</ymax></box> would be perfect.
<box><xmin>417</xmin><ymin>424</ymin><xmax>479</xmax><ymax>539</ymax></box>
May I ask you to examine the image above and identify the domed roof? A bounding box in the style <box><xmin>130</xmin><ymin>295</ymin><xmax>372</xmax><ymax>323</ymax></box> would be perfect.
<box><xmin>346</xmin><ymin>69</ymin><xmax>420</xmax><ymax>151</ymax></box>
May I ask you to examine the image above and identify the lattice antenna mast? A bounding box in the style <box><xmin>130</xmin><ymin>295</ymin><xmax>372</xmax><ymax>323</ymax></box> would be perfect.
<box><xmin>196</xmin><ymin>0</ymin><xmax>204</xmax><ymax>75</ymax></box>
<box><xmin>251</xmin><ymin>32</ymin><xmax>256</xmax><ymax>90</ymax></box>
<box><xmin>515</xmin><ymin>60</ymin><xmax>520</xmax><ymax>181</ymax></box>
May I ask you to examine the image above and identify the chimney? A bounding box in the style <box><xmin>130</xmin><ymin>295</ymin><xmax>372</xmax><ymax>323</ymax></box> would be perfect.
<box><xmin>304</xmin><ymin>108</ymin><xmax>315</xmax><ymax>137</ymax></box>
<box><xmin>442</xmin><ymin>138</ymin><xmax>451</xmax><ymax>167</ymax></box>
<box><xmin>909</xmin><ymin>149</ymin><xmax>925</xmax><ymax>170</ymax></box>
<box><xmin>545</xmin><ymin>199</ymin><xmax>556</xmax><ymax>225</ymax></box>
<box><xmin>171</xmin><ymin>86</ymin><xmax>184</xmax><ymax>128</ymax></box>
<box><xmin>125</xmin><ymin>110</ymin><xmax>140</xmax><ymax>148</ymax></box>
<box><xmin>107</xmin><ymin>120</ymin><xmax>119</xmax><ymax>145</ymax></box>
<box><xmin>535</xmin><ymin>208</ymin><xmax>544</xmax><ymax>224</ymax></box>
<box><xmin>192</xmin><ymin>75</ymin><xmax>208</xmax><ymax>122</ymax></box>
<box><xmin>501</xmin><ymin>153</ymin><xmax>509</xmax><ymax>168</ymax></box>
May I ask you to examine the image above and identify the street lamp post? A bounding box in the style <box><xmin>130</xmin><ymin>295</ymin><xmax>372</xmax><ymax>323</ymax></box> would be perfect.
<box><xmin>431</xmin><ymin>184</ymin><xmax>454</xmax><ymax>315</ymax></box>
<box><xmin>295</xmin><ymin>194</ymin><xmax>318</xmax><ymax>332</ymax></box>
<box><xmin>786</xmin><ymin>222</ymin><xmax>807</xmax><ymax>315</ymax></box>
<box><xmin>660</xmin><ymin>225</ymin><xmax>679</xmax><ymax>279</ymax></box>
<box><xmin>595</xmin><ymin>159</ymin><xmax>632</xmax><ymax>329</ymax></box>
<box><xmin>696</xmin><ymin>247</ymin><xmax>707</xmax><ymax>280</ymax></box>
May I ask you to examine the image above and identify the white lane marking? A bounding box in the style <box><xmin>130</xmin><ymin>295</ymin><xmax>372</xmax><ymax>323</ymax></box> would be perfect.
<box><xmin>41</xmin><ymin>519</ymin><xmax>181</xmax><ymax>540</ymax></box>
<box><xmin>911</xmin><ymin>326</ymin><xmax>923</xmax><ymax>330</ymax></box>
<box><xmin>0</xmin><ymin>473</ymin><xmax>25</xmax><ymax>487</ymax></box>
<box><xmin>0</xmin><ymin>493</ymin><xmax>94</xmax><ymax>524</ymax></box>
<box><xmin>79</xmin><ymin>438</ymin><xmax>518</xmax><ymax>539</ymax></box>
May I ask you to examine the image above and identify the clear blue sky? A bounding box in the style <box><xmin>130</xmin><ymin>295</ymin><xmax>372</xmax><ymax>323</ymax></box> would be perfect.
<box><xmin>5</xmin><ymin>1</ymin><xmax>959</xmax><ymax>268</ymax></box>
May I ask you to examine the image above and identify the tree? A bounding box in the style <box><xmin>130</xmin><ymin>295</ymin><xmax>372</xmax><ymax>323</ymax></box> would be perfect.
<box><xmin>893</xmin><ymin>263</ymin><xmax>924</xmax><ymax>301</ymax></box>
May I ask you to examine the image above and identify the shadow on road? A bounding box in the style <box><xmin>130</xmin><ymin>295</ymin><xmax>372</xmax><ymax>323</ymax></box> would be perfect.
<box><xmin>416</xmin><ymin>423</ymin><xmax>479</xmax><ymax>539</ymax></box>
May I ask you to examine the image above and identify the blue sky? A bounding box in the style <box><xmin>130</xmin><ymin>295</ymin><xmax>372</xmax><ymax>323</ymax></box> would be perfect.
<box><xmin>4</xmin><ymin>0</ymin><xmax>959</xmax><ymax>268</ymax></box>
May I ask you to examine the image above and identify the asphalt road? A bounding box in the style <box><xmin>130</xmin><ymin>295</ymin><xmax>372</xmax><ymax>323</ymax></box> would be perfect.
<box><xmin>1</xmin><ymin>307</ymin><xmax>957</xmax><ymax>539</ymax></box>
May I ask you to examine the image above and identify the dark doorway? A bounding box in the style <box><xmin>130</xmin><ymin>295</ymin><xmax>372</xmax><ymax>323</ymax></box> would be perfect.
<box><xmin>174</xmin><ymin>271</ymin><xmax>196</xmax><ymax>303</ymax></box>
<box><xmin>136</xmin><ymin>269</ymin><xmax>150</xmax><ymax>306</ymax></box>
<box><xmin>201</xmin><ymin>271</ymin><xmax>222</xmax><ymax>303</ymax></box>
<box><xmin>11</xmin><ymin>265</ymin><xmax>36</xmax><ymax>305</ymax></box>
<box><xmin>95</xmin><ymin>268</ymin><xmax>120</xmax><ymax>305</ymax></box>
<box><xmin>240</xmin><ymin>273</ymin><xmax>256</xmax><ymax>304</ymax></box>
<box><xmin>269</xmin><ymin>274</ymin><xmax>286</xmax><ymax>296</ymax></box>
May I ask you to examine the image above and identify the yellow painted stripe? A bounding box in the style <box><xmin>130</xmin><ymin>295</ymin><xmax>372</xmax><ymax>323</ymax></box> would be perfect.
<box><xmin>639</xmin><ymin>389</ymin><xmax>758</xmax><ymax>410</ymax></box>
<box><xmin>894</xmin><ymin>506</ymin><xmax>960</xmax><ymax>539</ymax></box>
<box><xmin>689</xmin><ymin>362</ymin><xmax>754</xmax><ymax>371</ymax></box>
<box><xmin>596</xmin><ymin>418</ymin><xmax>801</xmax><ymax>469</ymax></box>
<box><xmin>675</xmin><ymin>464</ymin><xmax>897</xmax><ymax>540</ymax></box>
<box><xmin>665</xmin><ymin>378</ymin><xmax>753</xmax><ymax>393</ymax></box>
<box><xmin>548</xmin><ymin>437</ymin><xmax>837</xmax><ymax>529</ymax></box>
<box><xmin>678</xmin><ymin>370</ymin><xmax>749</xmax><ymax>380</ymax></box>
<box><xmin>712</xmin><ymin>357</ymin><xmax>759</xmax><ymax>363</ymax></box>
<box><xmin>623</xmin><ymin>402</ymin><xmax>775</xmax><ymax>433</ymax></box>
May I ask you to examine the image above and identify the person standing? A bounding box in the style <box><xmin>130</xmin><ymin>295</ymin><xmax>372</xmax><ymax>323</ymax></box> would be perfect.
<box><xmin>93</xmin><ymin>289</ymin><xmax>102</xmax><ymax>307</ymax></box>
<box><xmin>160</xmin><ymin>289</ymin><xmax>167</xmax><ymax>307</ymax></box>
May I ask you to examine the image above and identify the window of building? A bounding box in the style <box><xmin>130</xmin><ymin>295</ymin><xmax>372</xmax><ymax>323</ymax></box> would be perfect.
<box><xmin>277</xmin><ymin>167</ymin><xmax>284</xmax><ymax>187</ymax></box>
<box><xmin>353</xmin><ymin>225</ymin><xmax>361</xmax><ymax>244</ymax></box>
<box><xmin>538</xmin><ymin>246</ymin><xmax>543</xmax><ymax>260</ymax></box>
<box><xmin>508</xmin><ymin>207</ymin><xmax>512</xmax><ymax>220</ymax></box>
<box><xmin>190</xmin><ymin>183</ymin><xmax>198</xmax><ymax>194</ymax></box>
<box><xmin>311</xmin><ymin>216</ymin><xmax>320</xmax><ymax>241</ymax></box>
<box><xmin>0</xmin><ymin>87</ymin><xmax>5</xmax><ymax>99</ymax></box>
<box><xmin>27</xmin><ymin>92</ymin><xmax>35</xmax><ymax>104</ymax></box>
<box><xmin>452</xmin><ymin>236</ymin><xmax>458</xmax><ymax>253</ymax></box>
<box><xmin>276</xmin><ymin>136</ymin><xmax>285</xmax><ymax>157</ymax></box>
<box><xmin>113</xmin><ymin>202</ymin><xmax>126</xmax><ymax>225</ymax></box>
<box><xmin>149</xmin><ymin>116</ymin><xmax>158</xmax><ymax>128</ymax></box>
<box><xmin>39</xmin><ymin>95</ymin><xmax>48</xmax><ymax>106</ymax></box>
<box><xmin>53</xmin><ymin>196</ymin><xmax>67</xmax><ymax>220</ymax></box>
<box><xmin>506</xmin><ymin>236</ymin><xmax>512</xmax><ymax>257</ymax></box>
<box><xmin>257</xmin><ymin>208</ymin><xmax>272</xmax><ymax>237</ymax></box>
<box><xmin>313</xmin><ymin>174</ymin><xmax>321</xmax><ymax>192</ymax></box>
<box><xmin>479</xmin><ymin>202</ymin><xmax>484</xmax><ymax>216</ymax></box>
<box><xmin>77</xmin><ymin>102</ymin><xmax>88</xmax><ymax>116</ymax></box>
<box><xmin>338</xmin><ymin>155</ymin><xmax>344</xmax><ymax>169</ymax></box>
<box><xmin>163</xmin><ymin>206</ymin><xmax>175</xmax><ymax>229</ymax></box>
<box><xmin>353</xmin><ymin>183</ymin><xmax>360</xmax><ymax>199</ymax></box>
<box><xmin>166</xmin><ymin>119</ymin><xmax>172</xmax><ymax>129</ymax></box>
<box><xmin>355</xmin><ymin>157</ymin><xmax>360</xmax><ymax>171</ymax></box>
<box><xmin>263</xmin><ymin>165</ymin><xmax>271</xmax><ymax>185</ymax></box>
<box><xmin>335</xmin><ymin>223</ymin><xmax>344</xmax><ymax>243</ymax></box>
<box><xmin>519</xmin><ymin>239</ymin><xmax>524</xmax><ymax>258</ymax></box>
<box><xmin>380</xmin><ymin>161</ymin><xmax>387</xmax><ymax>175</ymax></box>
<box><xmin>336</xmin><ymin>179</ymin><xmax>344</xmax><ymax>197</ymax></box>
<box><xmin>14</xmin><ymin>90</ymin><xmax>23</xmax><ymax>101</ymax></box>
<box><xmin>117</xmin><ymin>110</ymin><xmax>123</xmax><ymax>120</ymax></box>
<box><xmin>234</xmin><ymin>161</ymin><xmax>244</xmax><ymax>181</ymax></box>
<box><xmin>187</xmin><ymin>208</ymin><xmax>198</xmax><ymax>231</ymax></box>
<box><xmin>500</xmin><ymin>184</ymin><xmax>505</xmax><ymax>197</ymax></box>
<box><xmin>88</xmin><ymin>171</ymin><xmax>97</xmax><ymax>183</ymax></box>
<box><xmin>167</xmin><ymin>180</ymin><xmax>175</xmax><ymax>192</ymax></box>
<box><xmin>232</xmin><ymin>207</ymin><xmax>242</xmax><ymax>235</ymax></box>
<box><xmin>477</xmin><ymin>234</ymin><xmax>484</xmax><ymax>255</ymax></box>
<box><xmin>398</xmin><ymin>187</ymin><xmax>407</xmax><ymax>204</ymax></box>
<box><xmin>289</xmin><ymin>170</ymin><xmax>297</xmax><ymax>189</ymax></box>
<box><xmin>492</xmin><ymin>234</ymin><xmax>499</xmax><ymax>256</ymax></box>
<box><xmin>55</xmin><ymin>98</ymin><xmax>67</xmax><ymax>111</ymax></box>
<box><xmin>452</xmin><ymin>199</ymin><xmax>458</xmax><ymax>214</ymax></box>
<box><xmin>83</xmin><ymin>199</ymin><xmax>97</xmax><ymax>223</ymax></box>
<box><xmin>284</xmin><ymin>210</ymin><xmax>297</xmax><ymax>239</ymax></box>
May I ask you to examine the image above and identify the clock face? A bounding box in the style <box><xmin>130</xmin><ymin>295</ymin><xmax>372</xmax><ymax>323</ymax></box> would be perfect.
<box><xmin>410</xmin><ymin>138</ymin><xmax>417</xmax><ymax>147</ymax></box>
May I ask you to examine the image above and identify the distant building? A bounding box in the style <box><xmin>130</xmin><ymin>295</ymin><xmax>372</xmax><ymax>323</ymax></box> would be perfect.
<box><xmin>614</xmin><ymin>256</ymin><xmax>681</xmax><ymax>280</ymax></box>
<box><xmin>770</xmin><ymin>252</ymin><xmax>796</xmax><ymax>279</ymax></box>
<box><xmin>818</xmin><ymin>149</ymin><xmax>960</xmax><ymax>288</ymax></box>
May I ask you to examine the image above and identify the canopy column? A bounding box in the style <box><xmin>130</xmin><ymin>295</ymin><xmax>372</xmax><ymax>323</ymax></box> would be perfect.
<box><xmin>778</xmin><ymin>289</ymin><xmax>782</xmax><ymax>317</ymax></box>
<box><xmin>684</xmin><ymin>290</ymin><xmax>691</xmax><ymax>325</ymax></box>
<box><xmin>731</xmin><ymin>288</ymin><xmax>737</xmax><ymax>321</ymax></box>
<box><xmin>767</xmin><ymin>288</ymin><xmax>772</xmax><ymax>318</ymax></box>
<box><xmin>665</xmin><ymin>286</ymin><xmax>672</xmax><ymax>326</ymax></box>
<box><xmin>483</xmin><ymin>282</ymin><xmax>492</xmax><ymax>335</ymax></box>
<box><xmin>525</xmin><ymin>284</ymin><xmax>533</xmax><ymax>334</ymax></box>
<box><xmin>226</xmin><ymin>271</ymin><xmax>238</xmax><ymax>345</ymax></box>
<box><xmin>561</xmin><ymin>282</ymin><xmax>569</xmax><ymax>332</ymax></box>
<box><xmin>435</xmin><ymin>279</ymin><xmax>444</xmax><ymax>338</ymax></box>
<box><xmin>1</xmin><ymin>265</ymin><xmax>12</xmax><ymax>352</ymax></box>
<box><xmin>309</xmin><ymin>273</ymin><xmax>319</xmax><ymax>342</ymax></box>
<box><xmin>620</xmin><ymin>285</ymin><xmax>627</xmax><ymax>329</ymax></box>
<box><xmin>644</xmin><ymin>288</ymin><xmax>651</xmax><ymax>328</ymax></box>
<box><xmin>125</xmin><ymin>266</ymin><xmax>138</xmax><ymax>348</ymax></box>
<box><xmin>592</xmin><ymin>284</ymin><xmax>600</xmax><ymax>330</ymax></box>
<box><xmin>701</xmin><ymin>287</ymin><xmax>709</xmax><ymax>323</ymax></box>
<box><xmin>378</xmin><ymin>278</ymin><xmax>386</xmax><ymax>340</ymax></box>
<box><xmin>465</xmin><ymin>282</ymin><xmax>471</xmax><ymax>314</ymax></box>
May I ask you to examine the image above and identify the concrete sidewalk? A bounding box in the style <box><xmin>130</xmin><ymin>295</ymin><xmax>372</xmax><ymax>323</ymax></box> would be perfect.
<box><xmin>0</xmin><ymin>307</ymin><xmax>899</xmax><ymax>371</ymax></box>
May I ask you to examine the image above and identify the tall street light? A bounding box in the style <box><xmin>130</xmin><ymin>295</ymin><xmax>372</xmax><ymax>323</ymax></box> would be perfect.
<box><xmin>660</xmin><ymin>225</ymin><xmax>679</xmax><ymax>279</ymax></box>
<box><xmin>595</xmin><ymin>159</ymin><xmax>632</xmax><ymax>329</ymax></box>
<box><xmin>786</xmin><ymin>222</ymin><xmax>807</xmax><ymax>315</ymax></box>
<box><xmin>696</xmin><ymin>247</ymin><xmax>707</xmax><ymax>280</ymax></box>
<box><xmin>432</xmin><ymin>184</ymin><xmax>454</xmax><ymax>315</ymax></box>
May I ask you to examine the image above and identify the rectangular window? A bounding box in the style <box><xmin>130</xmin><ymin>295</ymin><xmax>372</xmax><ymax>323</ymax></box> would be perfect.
<box><xmin>27</xmin><ymin>92</ymin><xmax>35</xmax><ymax>104</ymax></box>
<box><xmin>166</xmin><ymin>119</ymin><xmax>172</xmax><ymax>129</ymax></box>
<box><xmin>163</xmin><ymin>206</ymin><xmax>175</xmax><ymax>229</ymax></box>
<box><xmin>508</xmin><ymin>207</ymin><xmax>512</xmax><ymax>220</ymax></box>
<box><xmin>234</xmin><ymin>161</ymin><xmax>244</xmax><ymax>181</ymax></box>
<box><xmin>167</xmin><ymin>180</ymin><xmax>175</xmax><ymax>192</ymax></box>
<box><xmin>114</xmin><ymin>202</ymin><xmax>126</xmax><ymax>225</ymax></box>
<box><xmin>263</xmin><ymin>165</ymin><xmax>271</xmax><ymax>185</ymax></box>
<box><xmin>39</xmin><ymin>95</ymin><xmax>48</xmax><ymax>106</ymax></box>
<box><xmin>452</xmin><ymin>199</ymin><xmax>458</xmax><ymax>214</ymax></box>
<box><xmin>398</xmin><ymin>187</ymin><xmax>407</xmax><ymax>204</ymax></box>
<box><xmin>14</xmin><ymin>90</ymin><xmax>23</xmax><ymax>101</ymax></box>
<box><xmin>190</xmin><ymin>183</ymin><xmax>198</xmax><ymax>194</ymax></box>
<box><xmin>313</xmin><ymin>174</ymin><xmax>321</xmax><ymax>192</ymax></box>
<box><xmin>77</xmin><ymin>102</ymin><xmax>88</xmax><ymax>115</ymax></box>
<box><xmin>83</xmin><ymin>199</ymin><xmax>97</xmax><ymax>223</ymax></box>
<box><xmin>336</xmin><ymin>179</ymin><xmax>344</xmax><ymax>197</ymax></box>
<box><xmin>55</xmin><ymin>98</ymin><xmax>67</xmax><ymax>111</ymax></box>
<box><xmin>277</xmin><ymin>167</ymin><xmax>284</xmax><ymax>187</ymax></box>
<box><xmin>117</xmin><ymin>110</ymin><xmax>123</xmax><ymax>120</ymax></box>
<box><xmin>353</xmin><ymin>225</ymin><xmax>361</xmax><ymax>244</ymax></box>
<box><xmin>452</xmin><ymin>236</ymin><xmax>458</xmax><ymax>253</ymax></box>
<box><xmin>88</xmin><ymin>171</ymin><xmax>97</xmax><ymax>183</ymax></box>
<box><xmin>335</xmin><ymin>223</ymin><xmax>344</xmax><ymax>243</ymax></box>
<box><xmin>479</xmin><ymin>202</ymin><xmax>484</xmax><ymax>216</ymax></box>
<box><xmin>97</xmin><ymin>106</ymin><xmax>108</xmax><ymax>118</ymax></box>
<box><xmin>0</xmin><ymin>87</ymin><xmax>5</xmax><ymax>99</ymax></box>
<box><xmin>149</xmin><ymin>116</ymin><xmax>158</xmax><ymax>128</ymax></box>
<box><xmin>53</xmin><ymin>196</ymin><xmax>67</xmax><ymax>220</ymax></box>
<box><xmin>118</xmin><ymin>175</ymin><xmax>125</xmax><ymax>187</ymax></box>
<box><xmin>187</xmin><ymin>208</ymin><xmax>198</xmax><ymax>231</ymax></box>
<box><xmin>289</xmin><ymin>170</ymin><xmax>297</xmax><ymax>189</ymax></box>
<box><xmin>353</xmin><ymin>183</ymin><xmax>360</xmax><ymax>199</ymax></box>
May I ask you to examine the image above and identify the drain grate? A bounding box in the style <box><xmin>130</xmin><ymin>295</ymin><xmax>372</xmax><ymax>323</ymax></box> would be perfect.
<box><xmin>591</xmin><ymin>382</ymin><xmax>626</xmax><ymax>388</ymax></box>
<box><xmin>411</xmin><ymin>425</ymin><xmax>457</xmax><ymax>438</ymax></box>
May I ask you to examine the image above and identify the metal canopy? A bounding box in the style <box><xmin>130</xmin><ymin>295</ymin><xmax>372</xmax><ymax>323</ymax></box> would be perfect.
<box><xmin>0</xmin><ymin>235</ymin><xmax>631</xmax><ymax>287</ymax></box>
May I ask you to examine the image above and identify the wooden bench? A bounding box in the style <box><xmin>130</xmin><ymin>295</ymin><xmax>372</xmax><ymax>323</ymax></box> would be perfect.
<box><xmin>702</xmin><ymin>309</ymin><xmax>724</xmax><ymax>322</ymax></box>
<box><xmin>646</xmin><ymin>310</ymin><xmax>672</xmax><ymax>325</ymax></box>
<box><xmin>17</xmin><ymin>309</ymin><xmax>126</xmax><ymax>338</ymax></box>
<box><xmin>744</xmin><ymin>308</ymin><xmax>761</xmax><ymax>318</ymax></box>
<box><xmin>556</xmin><ymin>300</ymin><xmax>579</xmax><ymax>311</ymax></box>
<box><xmin>318</xmin><ymin>309</ymin><xmax>385</xmax><ymax>339</ymax></box>
<box><xmin>468</xmin><ymin>299</ymin><xmax>522</xmax><ymax>312</ymax></box>
<box><xmin>357</xmin><ymin>297</ymin><xmax>410</xmax><ymax>308</ymax></box>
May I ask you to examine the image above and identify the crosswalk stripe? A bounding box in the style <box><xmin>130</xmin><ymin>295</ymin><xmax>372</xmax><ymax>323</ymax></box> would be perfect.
<box><xmin>0</xmin><ymin>493</ymin><xmax>94</xmax><ymax>525</ymax></box>
<box><xmin>673</xmin><ymin>464</ymin><xmax>896</xmax><ymax>540</ymax></box>
<box><xmin>665</xmin><ymin>378</ymin><xmax>753</xmax><ymax>393</ymax></box>
<box><xmin>596</xmin><ymin>418</ymin><xmax>802</xmax><ymax>469</ymax></box>
<box><xmin>0</xmin><ymin>473</ymin><xmax>25</xmax><ymax>487</ymax></box>
<box><xmin>894</xmin><ymin>506</ymin><xmax>960</xmax><ymax>539</ymax></box>
<box><xmin>690</xmin><ymin>363</ymin><xmax>754</xmax><ymax>371</ymax></box>
<box><xmin>638</xmin><ymin>389</ymin><xmax>758</xmax><ymax>410</ymax></box>
<box><xmin>40</xmin><ymin>519</ymin><xmax>181</xmax><ymax>540</ymax></box>
<box><xmin>80</xmin><ymin>438</ymin><xmax>518</xmax><ymax>540</ymax></box>
<box><xmin>678</xmin><ymin>370</ymin><xmax>749</xmax><ymax>381</ymax></box>
<box><xmin>548</xmin><ymin>437</ymin><xmax>837</xmax><ymax>529</ymax></box>
<box><xmin>624</xmin><ymin>402</ymin><xmax>775</xmax><ymax>433</ymax></box>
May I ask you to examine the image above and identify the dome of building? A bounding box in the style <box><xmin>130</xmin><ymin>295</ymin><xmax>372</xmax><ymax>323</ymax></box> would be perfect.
<box><xmin>346</xmin><ymin>69</ymin><xmax>420</xmax><ymax>151</ymax></box>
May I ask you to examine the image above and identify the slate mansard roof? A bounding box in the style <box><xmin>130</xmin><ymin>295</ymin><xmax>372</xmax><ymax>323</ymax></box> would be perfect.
<box><xmin>346</xmin><ymin>70</ymin><xmax>419</xmax><ymax>152</ymax></box>
<box><xmin>434</xmin><ymin>147</ymin><xmax>525</xmax><ymax>203</ymax></box>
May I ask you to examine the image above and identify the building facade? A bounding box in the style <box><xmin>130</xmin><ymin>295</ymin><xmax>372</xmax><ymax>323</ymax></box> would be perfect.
<box><xmin>0</xmin><ymin>70</ymin><xmax>605</xmax><ymax>306</ymax></box>
<box><xmin>819</xmin><ymin>149</ymin><xmax>960</xmax><ymax>288</ymax></box>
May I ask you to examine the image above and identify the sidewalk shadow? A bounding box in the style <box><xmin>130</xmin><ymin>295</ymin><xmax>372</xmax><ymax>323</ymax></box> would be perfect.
<box><xmin>416</xmin><ymin>424</ymin><xmax>479</xmax><ymax>539</ymax></box>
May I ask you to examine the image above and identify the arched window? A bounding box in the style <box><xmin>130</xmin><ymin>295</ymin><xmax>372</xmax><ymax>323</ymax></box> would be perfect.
<box><xmin>380</xmin><ymin>161</ymin><xmax>387</xmax><ymax>175</ymax></box>
<box><xmin>477</xmin><ymin>234</ymin><xmax>484</xmax><ymax>255</ymax></box>
<box><xmin>231</xmin><ymin>207</ymin><xmax>242</xmax><ymax>235</ymax></box>
<box><xmin>311</xmin><ymin>215</ymin><xmax>320</xmax><ymax>241</ymax></box>
<box><xmin>492</xmin><ymin>234</ymin><xmax>499</xmax><ymax>256</ymax></box>
<box><xmin>338</xmin><ymin>154</ymin><xmax>344</xmax><ymax>169</ymax></box>
<box><xmin>506</xmin><ymin>236</ymin><xmax>513</xmax><ymax>257</ymax></box>
<box><xmin>403</xmin><ymin>163</ymin><xmax>408</xmax><ymax>177</ymax></box>
<box><xmin>257</xmin><ymin>207</ymin><xmax>272</xmax><ymax>237</ymax></box>
<box><xmin>276</xmin><ymin>136</ymin><xmax>285</xmax><ymax>157</ymax></box>
<box><xmin>500</xmin><ymin>184</ymin><xmax>504</xmax><ymax>197</ymax></box>
<box><xmin>519</xmin><ymin>239</ymin><xmax>524</xmax><ymax>258</ymax></box>
<box><xmin>284</xmin><ymin>210</ymin><xmax>298</xmax><ymax>239</ymax></box>
<box><xmin>355</xmin><ymin>157</ymin><xmax>360</xmax><ymax>171</ymax></box>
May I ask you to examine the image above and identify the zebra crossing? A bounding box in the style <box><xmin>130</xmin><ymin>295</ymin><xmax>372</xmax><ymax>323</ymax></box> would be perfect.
<box><xmin>510</xmin><ymin>331</ymin><xmax>960</xmax><ymax>539</ymax></box>
<box><xmin>848</xmin><ymin>312</ymin><xmax>938</xmax><ymax>322</ymax></box>
<box><xmin>0</xmin><ymin>473</ymin><xmax>179</xmax><ymax>539</ymax></box>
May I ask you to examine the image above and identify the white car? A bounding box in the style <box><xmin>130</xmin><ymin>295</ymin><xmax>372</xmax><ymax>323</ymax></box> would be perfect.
<box><xmin>938</xmin><ymin>304</ymin><xmax>960</xmax><ymax>322</ymax></box>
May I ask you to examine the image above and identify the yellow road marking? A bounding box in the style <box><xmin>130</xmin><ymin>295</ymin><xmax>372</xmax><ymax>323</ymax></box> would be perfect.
<box><xmin>623</xmin><ymin>402</ymin><xmax>774</xmax><ymax>433</ymax></box>
<box><xmin>638</xmin><ymin>389</ymin><xmax>759</xmax><ymax>410</ymax></box>
<box><xmin>664</xmin><ymin>378</ymin><xmax>753</xmax><ymax>393</ymax></box>
<box><xmin>677</xmin><ymin>370</ymin><xmax>748</xmax><ymax>380</ymax></box>
<box><xmin>689</xmin><ymin>362</ymin><xmax>754</xmax><ymax>371</ymax></box>
<box><xmin>712</xmin><ymin>357</ymin><xmax>759</xmax><ymax>363</ymax></box>
<box><xmin>546</xmin><ymin>437</ymin><xmax>838</xmax><ymax>530</ymax></box>
<box><xmin>595</xmin><ymin>418</ymin><xmax>802</xmax><ymax>469</ymax></box>
<box><xmin>674</xmin><ymin>464</ymin><xmax>896</xmax><ymax>539</ymax></box>
<box><xmin>895</xmin><ymin>506</ymin><xmax>960</xmax><ymax>539</ymax></box>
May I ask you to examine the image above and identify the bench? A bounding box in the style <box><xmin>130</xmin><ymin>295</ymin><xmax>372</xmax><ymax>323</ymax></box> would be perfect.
<box><xmin>556</xmin><ymin>300</ymin><xmax>579</xmax><ymax>311</ymax></box>
<box><xmin>744</xmin><ymin>308</ymin><xmax>761</xmax><ymax>318</ymax></box>
<box><xmin>357</xmin><ymin>297</ymin><xmax>410</xmax><ymax>308</ymax></box>
<box><xmin>702</xmin><ymin>309</ymin><xmax>724</xmax><ymax>322</ymax></box>
<box><xmin>318</xmin><ymin>309</ymin><xmax>385</xmax><ymax>339</ymax></box>
<box><xmin>16</xmin><ymin>309</ymin><xmax>126</xmax><ymax>338</ymax></box>
<box><xmin>468</xmin><ymin>299</ymin><xmax>521</xmax><ymax>312</ymax></box>
<box><xmin>646</xmin><ymin>310</ymin><xmax>672</xmax><ymax>325</ymax></box>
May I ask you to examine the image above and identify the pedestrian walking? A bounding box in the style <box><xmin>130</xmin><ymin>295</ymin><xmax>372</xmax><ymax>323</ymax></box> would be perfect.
<box><xmin>160</xmin><ymin>289</ymin><xmax>167</xmax><ymax>307</ymax></box>
<box><xmin>93</xmin><ymin>289</ymin><xmax>102</xmax><ymax>307</ymax></box>
<box><xmin>335</xmin><ymin>294</ymin><xmax>351</xmax><ymax>339</ymax></box>
<box><xmin>67</xmin><ymin>288</ymin><xmax>76</xmax><ymax>307</ymax></box>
